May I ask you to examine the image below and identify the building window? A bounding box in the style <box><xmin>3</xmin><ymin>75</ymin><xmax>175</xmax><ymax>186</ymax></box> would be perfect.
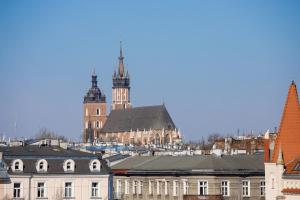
<box><xmin>13</xmin><ymin>183</ymin><xmax>21</xmax><ymax>198</ymax></box>
<box><xmin>149</xmin><ymin>181</ymin><xmax>154</xmax><ymax>195</ymax></box>
<box><xmin>173</xmin><ymin>180</ymin><xmax>179</xmax><ymax>196</ymax></box>
<box><xmin>91</xmin><ymin>182</ymin><xmax>99</xmax><ymax>197</ymax></box>
<box><xmin>96</xmin><ymin>108</ymin><xmax>100</xmax><ymax>116</ymax></box>
<box><xmin>96</xmin><ymin>121</ymin><xmax>99</xmax><ymax>128</ymax></box>
<box><xmin>66</xmin><ymin>162</ymin><xmax>71</xmax><ymax>170</ymax></box>
<box><xmin>183</xmin><ymin>180</ymin><xmax>189</xmax><ymax>195</ymax></box>
<box><xmin>221</xmin><ymin>181</ymin><xmax>230</xmax><ymax>196</ymax></box>
<box><xmin>125</xmin><ymin>180</ymin><xmax>129</xmax><ymax>195</ymax></box>
<box><xmin>117</xmin><ymin>179</ymin><xmax>122</xmax><ymax>196</ymax></box>
<box><xmin>156</xmin><ymin>181</ymin><xmax>161</xmax><ymax>195</ymax></box>
<box><xmin>64</xmin><ymin>182</ymin><xmax>73</xmax><ymax>197</ymax></box>
<box><xmin>138</xmin><ymin>181</ymin><xmax>143</xmax><ymax>195</ymax></box>
<box><xmin>64</xmin><ymin>159</ymin><xmax>75</xmax><ymax>172</ymax></box>
<box><xmin>242</xmin><ymin>180</ymin><xmax>250</xmax><ymax>197</ymax></box>
<box><xmin>164</xmin><ymin>181</ymin><xmax>169</xmax><ymax>195</ymax></box>
<box><xmin>133</xmin><ymin>180</ymin><xmax>138</xmax><ymax>194</ymax></box>
<box><xmin>260</xmin><ymin>180</ymin><xmax>265</xmax><ymax>196</ymax></box>
<box><xmin>15</xmin><ymin>162</ymin><xmax>20</xmax><ymax>170</ymax></box>
<box><xmin>39</xmin><ymin>162</ymin><xmax>44</xmax><ymax>170</ymax></box>
<box><xmin>37</xmin><ymin>182</ymin><xmax>45</xmax><ymax>198</ymax></box>
<box><xmin>198</xmin><ymin>181</ymin><xmax>208</xmax><ymax>196</ymax></box>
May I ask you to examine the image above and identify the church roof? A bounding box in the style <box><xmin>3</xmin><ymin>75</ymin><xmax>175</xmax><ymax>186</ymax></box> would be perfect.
<box><xmin>101</xmin><ymin>105</ymin><xmax>176</xmax><ymax>133</ymax></box>
<box><xmin>271</xmin><ymin>81</ymin><xmax>300</xmax><ymax>164</ymax></box>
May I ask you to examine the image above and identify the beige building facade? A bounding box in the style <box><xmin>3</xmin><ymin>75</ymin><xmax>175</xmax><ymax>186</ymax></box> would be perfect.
<box><xmin>0</xmin><ymin>145</ymin><xmax>112</xmax><ymax>200</ymax></box>
<box><xmin>112</xmin><ymin>155</ymin><xmax>265</xmax><ymax>200</ymax></box>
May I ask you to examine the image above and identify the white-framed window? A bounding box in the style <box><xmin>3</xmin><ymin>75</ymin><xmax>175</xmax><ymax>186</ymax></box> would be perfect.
<box><xmin>91</xmin><ymin>182</ymin><xmax>99</xmax><ymax>197</ymax></box>
<box><xmin>260</xmin><ymin>180</ymin><xmax>265</xmax><ymax>196</ymax></box>
<box><xmin>36</xmin><ymin>159</ymin><xmax>48</xmax><ymax>172</ymax></box>
<box><xmin>198</xmin><ymin>180</ymin><xmax>208</xmax><ymax>196</ymax></box>
<box><xmin>133</xmin><ymin>180</ymin><xmax>138</xmax><ymax>194</ymax></box>
<box><xmin>138</xmin><ymin>181</ymin><xmax>143</xmax><ymax>194</ymax></box>
<box><xmin>12</xmin><ymin>159</ymin><xmax>23</xmax><ymax>172</ymax></box>
<box><xmin>13</xmin><ymin>182</ymin><xmax>21</xmax><ymax>198</ymax></box>
<box><xmin>156</xmin><ymin>181</ymin><xmax>161</xmax><ymax>195</ymax></box>
<box><xmin>37</xmin><ymin>182</ymin><xmax>45</xmax><ymax>198</ymax></box>
<box><xmin>242</xmin><ymin>180</ymin><xmax>250</xmax><ymax>197</ymax></box>
<box><xmin>182</xmin><ymin>179</ymin><xmax>189</xmax><ymax>195</ymax></box>
<box><xmin>64</xmin><ymin>182</ymin><xmax>73</xmax><ymax>197</ymax></box>
<box><xmin>221</xmin><ymin>181</ymin><xmax>230</xmax><ymax>196</ymax></box>
<box><xmin>149</xmin><ymin>180</ymin><xmax>154</xmax><ymax>195</ymax></box>
<box><xmin>89</xmin><ymin>159</ymin><xmax>101</xmax><ymax>172</ymax></box>
<box><xmin>63</xmin><ymin>159</ymin><xmax>75</xmax><ymax>172</ymax></box>
<box><xmin>173</xmin><ymin>180</ymin><xmax>179</xmax><ymax>196</ymax></box>
<box><xmin>125</xmin><ymin>179</ymin><xmax>129</xmax><ymax>195</ymax></box>
<box><xmin>117</xmin><ymin>179</ymin><xmax>122</xmax><ymax>196</ymax></box>
<box><xmin>164</xmin><ymin>181</ymin><xmax>169</xmax><ymax>195</ymax></box>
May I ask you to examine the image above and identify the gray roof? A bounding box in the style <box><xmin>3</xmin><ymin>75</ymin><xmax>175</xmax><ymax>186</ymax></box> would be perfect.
<box><xmin>112</xmin><ymin>154</ymin><xmax>264</xmax><ymax>176</ymax></box>
<box><xmin>101</xmin><ymin>105</ymin><xmax>176</xmax><ymax>133</ymax></box>
<box><xmin>1</xmin><ymin>146</ymin><xmax>110</xmax><ymax>175</ymax></box>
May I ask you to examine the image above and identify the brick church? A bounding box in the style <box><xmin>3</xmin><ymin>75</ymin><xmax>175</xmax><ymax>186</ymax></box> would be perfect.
<box><xmin>83</xmin><ymin>44</ymin><xmax>182</xmax><ymax>145</ymax></box>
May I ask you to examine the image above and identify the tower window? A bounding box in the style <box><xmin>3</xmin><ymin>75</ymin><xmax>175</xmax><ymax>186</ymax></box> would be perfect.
<box><xmin>96</xmin><ymin>108</ymin><xmax>100</xmax><ymax>116</ymax></box>
<box><xmin>96</xmin><ymin>121</ymin><xmax>100</xmax><ymax>128</ymax></box>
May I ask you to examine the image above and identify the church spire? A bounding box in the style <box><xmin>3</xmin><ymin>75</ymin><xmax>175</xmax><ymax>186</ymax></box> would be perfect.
<box><xmin>271</xmin><ymin>81</ymin><xmax>300</xmax><ymax>164</ymax></box>
<box><xmin>118</xmin><ymin>41</ymin><xmax>125</xmax><ymax>77</ymax></box>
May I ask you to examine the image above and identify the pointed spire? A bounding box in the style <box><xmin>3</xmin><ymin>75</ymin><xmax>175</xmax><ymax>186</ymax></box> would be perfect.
<box><xmin>91</xmin><ymin>68</ymin><xmax>97</xmax><ymax>88</ymax></box>
<box><xmin>277</xmin><ymin>144</ymin><xmax>284</xmax><ymax>165</ymax></box>
<box><xmin>272</xmin><ymin>81</ymin><xmax>300</xmax><ymax>164</ymax></box>
<box><xmin>118</xmin><ymin>41</ymin><xmax>125</xmax><ymax>77</ymax></box>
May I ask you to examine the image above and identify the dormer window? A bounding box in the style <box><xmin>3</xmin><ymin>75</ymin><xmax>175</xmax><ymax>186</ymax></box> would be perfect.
<box><xmin>12</xmin><ymin>159</ymin><xmax>23</xmax><ymax>172</ymax></box>
<box><xmin>93</xmin><ymin>162</ymin><xmax>97</xmax><ymax>169</ymax></box>
<box><xmin>66</xmin><ymin>162</ymin><xmax>71</xmax><ymax>170</ymax></box>
<box><xmin>39</xmin><ymin>162</ymin><xmax>43</xmax><ymax>170</ymax></box>
<box><xmin>36</xmin><ymin>159</ymin><xmax>48</xmax><ymax>172</ymax></box>
<box><xmin>89</xmin><ymin>159</ymin><xmax>101</xmax><ymax>172</ymax></box>
<box><xmin>15</xmin><ymin>162</ymin><xmax>20</xmax><ymax>170</ymax></box>
<box><xmin>63</xmin><ymin>159</ymin><xmax>75</xmax><ymax>172</ymax></box>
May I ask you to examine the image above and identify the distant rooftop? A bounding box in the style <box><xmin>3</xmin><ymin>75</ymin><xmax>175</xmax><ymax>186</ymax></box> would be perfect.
<box><xmin>112</xmin><ymin>154</ymin><xmax>264</xmax><ymax>175</ymax></box>
<box><xmin>101</xmin><ymin>105</ymin><xmax>176</xmax><ymax>133</ymax></box>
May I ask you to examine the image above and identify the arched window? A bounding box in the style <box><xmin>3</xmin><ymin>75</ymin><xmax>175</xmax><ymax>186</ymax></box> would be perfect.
<box><xmin>39</xmin><ymin>162</ymin><xmax>44</xmax><ymax>170</ymax></box>
<box><xmin>63</xmin><ymin>159</ymin><xmax>75</xmax><ymax>172</ymax></box>
<box><xmin>96</xmin><ymin>108</ymin><xmax>100</xmax><ymax>116</ymax></box>
<box><xmin>15</xmin><ymin>162</ymin><xmax>20</xmax><ymax>170</ymax></box>
<box><xmin>12</xmin><ymin>159</ymin><xmax>23</xmax><ymax>172</ymax></box>
<box><xmin>36</xmin><ymin>159</ymin><xmax>48</xmax><ymax>172</ymax></box>
<box><xmin>89</xmin><ymin>159</ymin><xmax>101</xmax><ymax>172</ymax></box>
<box><xmin>96</xmin><ymin>121</ymin><xmax>100</xmax><ymax>128</ymax></box>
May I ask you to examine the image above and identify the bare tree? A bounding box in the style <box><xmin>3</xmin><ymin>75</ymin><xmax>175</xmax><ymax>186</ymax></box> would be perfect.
<box><xmin>35</xmin><ymin>128</ymin><xmax>68</xmax><ymax>142</ymax></box>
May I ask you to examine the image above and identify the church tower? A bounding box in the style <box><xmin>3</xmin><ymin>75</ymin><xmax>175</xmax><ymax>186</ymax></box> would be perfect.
<box><xmin>111</xmin><ymin>42</ymin><xmax>131</xmax><ymax>110</ymax></box>
<box><xmin>83</xmin><ymin>70</ymin><xmax>107</xmax><ymax>143</ymax></box>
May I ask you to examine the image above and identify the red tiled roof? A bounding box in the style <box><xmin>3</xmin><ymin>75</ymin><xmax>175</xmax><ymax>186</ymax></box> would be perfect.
<box><xmin>272</xmin><ymin>81</ymin><xmax>300</xmax><ymax>164</ymax></box>
<box><xmin>282</xmin><ymin>188</ymin><xmax>300</xmax><ymax>194</ymax></box>
<box><xmin>284</xmin><ymin>157</ymin><xmax>300</xmax><ymax>175</ymax></box>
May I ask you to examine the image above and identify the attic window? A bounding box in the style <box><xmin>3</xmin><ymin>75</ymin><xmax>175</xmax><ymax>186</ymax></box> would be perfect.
<box><xmin>12</xmin><ymin>159</ymin><xmax>23</xmax><ymax>172</ymax></box>
<box><xmin>63</xmin><ymin>159</ymin><xmax>75</xmax><ymax>172</ymax></box>
<box><xmin>89</xmin><ymin>159</ymin><xmax>101</xmax><ymax>172</ymax></box>
<box><xmin>294</xmin><ymin>162</ymin><xmax>300</xmax><ymax>171</ymax></box>
<box><xmin>15</xmin><ymin>162</ymin><xmax>20</xmax><ymax>170</ymax></box>
<box><xmin>36</xmin><ymin>159</ymin><xmax>48</xmax><ymax>172</ymax></box>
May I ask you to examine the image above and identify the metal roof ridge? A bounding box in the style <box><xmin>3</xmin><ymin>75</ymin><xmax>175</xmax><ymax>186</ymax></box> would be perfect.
<box><xmin>132</xmin><ymin>155</ymin><xmax>163</xmax><ymax>169</ymax></box>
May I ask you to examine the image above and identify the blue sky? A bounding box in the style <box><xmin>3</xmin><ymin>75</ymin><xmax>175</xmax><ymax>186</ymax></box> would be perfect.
<box><xmin>0</xmin><ymin>1</ymin><xmax>299</xmax><ymax>141</ymax></box>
